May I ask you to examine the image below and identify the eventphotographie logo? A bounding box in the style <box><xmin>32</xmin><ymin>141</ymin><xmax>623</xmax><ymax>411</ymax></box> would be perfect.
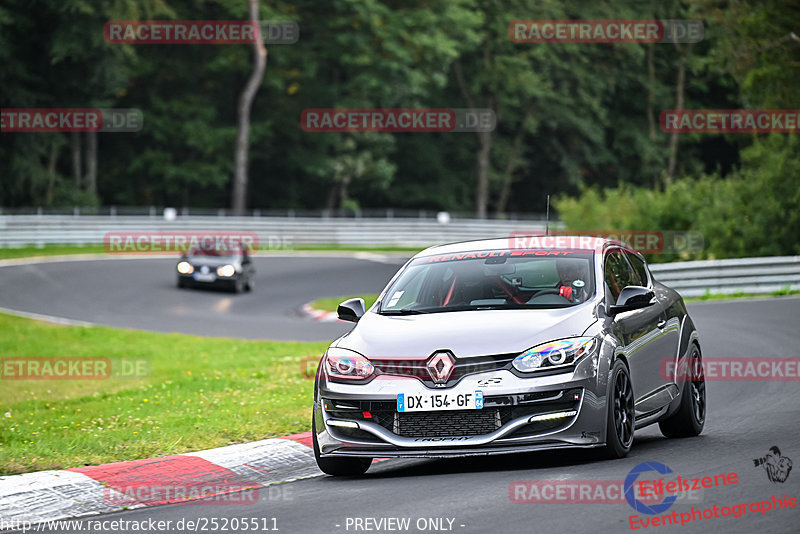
<box><xmin>754</xmin><ymin>446</ymin><xmax>793</xmax><ymax>483</ymax></box>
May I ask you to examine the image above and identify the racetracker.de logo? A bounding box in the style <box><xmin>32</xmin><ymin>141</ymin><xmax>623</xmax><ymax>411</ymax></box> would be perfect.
<box><xmin>1</xmin><ymin>357</ymin><xmax>150</xmax><ymax>380</ymax></box>
<box><xmin>509</xmin><ymin>20</ymin><xmax>703</xmax><ymax>43</ymax></box>
<box><xmin>660</xmin><ymin>110</ymin><xmax>800</xmax><ymax>133</ymax></box>
<box><xmin>103</xmin><ymin>232</ymin><xmax>258</xmax><ymax>254</ymax></box>
<box><xmin>507</xmin><ymin>231</ymin><xmax>704</xmax><ymax>254</ymax></box>
<box><xmin>300</xmin><ymin>109</ymin><xmax>496</xmax><ymax>133</ymax></box>
<box><xmin>1</xmin><ymin>108</ymin><xmax>143</xmax><ymax>133</ymax></box>
<box><xmin>663</xmin><ymin>357</ymin><xmax>800</xmax><ymax>382</ymax></box>
<box><xmin>104</xmin><ymin>21</ymin><xmax>299</xmax><ymax>44</ymax></box>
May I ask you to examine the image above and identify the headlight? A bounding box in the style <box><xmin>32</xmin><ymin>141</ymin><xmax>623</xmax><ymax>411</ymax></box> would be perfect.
<box><xmin>216</xmin><ymin>264</ymin><xmax>236</xmax><ymax>277</ymax></box>
<box><xmin>324</xmin><ymin>347</ymin><xmax>374</xmax><ymax>381</ymax></box>
<box><xmin>177</xmin><ymin>261</ymin><xmax>194</xmax><ymax>274</ymax></box>
<box><xmin>513</xmin><ymin>337</ymin><xmax>596</xmax><ymax>373</ymax></box>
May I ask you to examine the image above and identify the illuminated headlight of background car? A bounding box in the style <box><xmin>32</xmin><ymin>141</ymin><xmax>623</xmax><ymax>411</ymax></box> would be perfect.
<box><xmin>176</xmin><ymin>261</ymin><xmax>194</xmax><ymax>274</ymax></box>
<box><xmin>513</xmin><ymin>337</ymin><xmax>597</xmax><ymax>373</ymax></box>
<box><xmin>216</xmin><ymin>264</ymin><xmax>236</xmax><ymax>277</ymax></box>
<box><xmin>324</xmin><ymin>347</ymin><xmax>374</xmax><ymax>381</ymax></box>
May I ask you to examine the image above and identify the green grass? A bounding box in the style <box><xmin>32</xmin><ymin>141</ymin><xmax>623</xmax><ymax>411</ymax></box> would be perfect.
<box><xmin>0</xmin><ymin>245</ymin><xmax>107</xmax><ymax>260</ymax></box>
<box><xmin>0</xmin><ymin>312</ymin><xmax>328</xmax><ymax>475</ymax></box>
<box><xmin>310</xmin><ymin>295</ymin><xmax>380</xmax><ymax>313</ymax></box>
<box><xmin>684</xmin><ymin>286</ymin><xmax>800</xmax><ymax>302</ymax></box>
<box><xmin>0</xmin><ymin>244</ymin><xmax>421</xmax><ymax>260</ymax></box>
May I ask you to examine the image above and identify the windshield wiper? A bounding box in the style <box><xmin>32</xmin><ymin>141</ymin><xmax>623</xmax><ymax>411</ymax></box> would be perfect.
<box><xmin>380</xmin><ymin>308</ymin><xmax>428</xmax><ymax>316</ymax></box>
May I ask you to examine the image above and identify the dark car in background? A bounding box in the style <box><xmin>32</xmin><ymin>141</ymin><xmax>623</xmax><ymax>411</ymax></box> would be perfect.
<box><xmin>176</xmin><ymin>246</ymin><xmax>255</xmax><ymax>293</ymax></box>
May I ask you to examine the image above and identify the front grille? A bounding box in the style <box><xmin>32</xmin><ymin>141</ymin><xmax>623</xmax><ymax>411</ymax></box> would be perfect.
<box><xmin>370</xmin><ymin>353</ymin><xmax>516</xmax><ymax>386</ymax></box>
<box><xmin>323</xmin><ymin>388</ymin><xmax>581</xmax><ymax>440</ymax></box>
<box><xmin>395</xmin><ymin>409</ymin><xmax>503</xmax><ymax>437</ymax></box>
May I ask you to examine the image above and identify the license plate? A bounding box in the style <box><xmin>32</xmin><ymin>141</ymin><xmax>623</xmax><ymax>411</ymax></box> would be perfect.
<box><xmin>193</xmin><ymin>273</ymin><xmax>215</xmax><ymax>282</ymax></box>
<box><xmin>397</xmin><ymin>391</ymin><xmax>483</xmax><ymax>412</ymax></box>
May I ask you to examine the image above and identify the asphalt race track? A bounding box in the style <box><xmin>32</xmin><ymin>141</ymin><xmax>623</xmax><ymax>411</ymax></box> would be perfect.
<box><xmin>0</xmin><ymin>254</ymin><xmax>408</xmax><ymax>341</ymax></box>
<box><xmin>2</xmin><ymin>256</ymin><xmax>800</xmax><ymax>533</ymax></box>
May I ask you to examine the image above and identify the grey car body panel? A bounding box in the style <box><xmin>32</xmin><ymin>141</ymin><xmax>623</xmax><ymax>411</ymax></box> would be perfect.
<box><xmin>336</xmin><ymin>305</ymin><xmax>596</xmax><ymax>358</ymax></box>
<box><xmin>315</xmin><ymin>237</ymin><xmax>700</xmax><ymax>458</ymax></box>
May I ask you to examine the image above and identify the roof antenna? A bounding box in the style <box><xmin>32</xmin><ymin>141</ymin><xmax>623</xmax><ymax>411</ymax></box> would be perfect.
<box><xmin>545</xmin><ymin>194</ymin><xmax>550</xmax><ymax>236</ymax></box>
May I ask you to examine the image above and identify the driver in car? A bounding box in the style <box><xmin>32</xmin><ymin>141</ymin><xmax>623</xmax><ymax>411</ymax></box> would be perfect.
<box><xmin>556</xmin><ymin>259</ymin><xmax>588</xmax><ymax>302</ymax></box>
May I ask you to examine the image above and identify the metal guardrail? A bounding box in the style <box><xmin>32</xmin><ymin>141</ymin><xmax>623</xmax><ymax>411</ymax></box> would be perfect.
<box><xmin>0</xmin><ymin>215</ymin><xmax>797</xmax><ymax>297</ymax></box>
<box><xmin>0</xmin><ymin>214</ymin><xmax>547</xmax><ymax>248</ymax></box>
<box><xmin>649</xmin><ymin>256</ymin><xmax>800</xmax><ymax>297</ymax></box>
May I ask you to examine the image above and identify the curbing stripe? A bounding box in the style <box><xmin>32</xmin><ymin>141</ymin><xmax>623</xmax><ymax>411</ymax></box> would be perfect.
<box><xmin>0</xmin><ymin>470</ymin><xmax>136</xmax><ymax>525</ymax></box>
<box><xmin>301</xmin><ymin>303</ymin><xmax>340</xmax><ymax>322</ymax></box>
<box><xmin>68</xmin><ymin>455</ymin><xmax>261</xmax><ymax>507</ymax></box>
<box><xmin>0</xmin><ymin>433</ymin><xmax>320</xmax><ymax>526</ymax></box>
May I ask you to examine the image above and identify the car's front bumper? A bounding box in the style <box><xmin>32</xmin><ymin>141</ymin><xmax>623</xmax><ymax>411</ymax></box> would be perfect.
<box><xmin>178</xmin><ymin>273</ymin><xmax>241</xmax><ymax>287</ymax></box>
<box><xmin>314</xmin><ymin>353</ymin><xmax>610</xmax><ymax>458</ymax></box>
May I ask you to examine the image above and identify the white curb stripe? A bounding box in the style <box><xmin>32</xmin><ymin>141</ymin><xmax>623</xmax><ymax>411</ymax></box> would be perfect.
<box><xmin>0</xmin><ymin>470</ymin><xmax>138</xmax><ymax>525</ymax></box>
<box><xmin>187</xmin><ymin>439</ymin><xmax>322</xmax><ymax>486</ymax></box>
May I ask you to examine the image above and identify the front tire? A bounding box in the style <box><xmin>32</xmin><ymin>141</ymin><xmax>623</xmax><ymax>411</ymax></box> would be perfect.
<box><xmin>312</xmin><ymin>412</ymin><xmax>371</xmax><ymax>476</ymax></box>
<box><xmin>602</xmin><ymin>359</ymin><xmax>635</xmax><ymax>459</ymax></box>
<box><xmin>231</xmin><ymin>278</ymin><xmax>244</xmax><ymax>293</ymax></box>
<box><xmin>659</xmin><ymin>344</ymin><xmax>705</xmax><ymax>438</ymax></box>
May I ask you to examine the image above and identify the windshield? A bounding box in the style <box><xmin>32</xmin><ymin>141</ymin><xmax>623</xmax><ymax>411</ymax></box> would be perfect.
<box><xmin>379</xmin><ymin>250</ymin><xmax>595</xmax><ymax>314</ymax></box>
<box><xmin>186</xmin><ymin>247</ymin><xmax>242</xmax><ymax>261</ymax></box>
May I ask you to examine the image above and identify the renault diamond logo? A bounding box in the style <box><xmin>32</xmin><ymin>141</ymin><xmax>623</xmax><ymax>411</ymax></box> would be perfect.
<box><xmin>426</xmin><ymin>352</ymin><xmax>456</xmax><ymax>383</ymax></box>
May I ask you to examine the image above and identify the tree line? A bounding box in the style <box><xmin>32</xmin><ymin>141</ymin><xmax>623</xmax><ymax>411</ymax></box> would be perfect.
<box><xmin>0</xmin><ymin>0</ymin><xmax>797</xmax><ymax>241</ymax></box>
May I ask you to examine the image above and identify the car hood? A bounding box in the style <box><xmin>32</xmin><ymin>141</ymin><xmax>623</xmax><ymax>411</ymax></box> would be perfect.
<box><xmin>184</xmin><ymin>257</ymin><xmax>240</xmax><ymax>267</ymax></box>
<box><xmin>336</xmin><ymin>304</ymin><xmax>598</xmax><ymax>358</ymax></box>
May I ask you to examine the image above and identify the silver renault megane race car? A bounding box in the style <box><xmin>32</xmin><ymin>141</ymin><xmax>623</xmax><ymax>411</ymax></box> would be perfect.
<box><xmin>312</xmin><ymin>237</ymin><xmax>706</xmax><ymax>475</ymax></box>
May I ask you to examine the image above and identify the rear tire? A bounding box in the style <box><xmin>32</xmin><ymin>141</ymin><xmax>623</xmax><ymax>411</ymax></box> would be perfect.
<box><xmin>659</xmin><ymin>345</ymin><xmax>705</xmax><ymax>438</ymax></box>
<box><xmin>601</xmin><ymin>359</ymin><xmax>635</xmax><ymax>459</ymax></box>
<box><xmin>312</xmin><ymin>412</ymin><xmax>371</xmax><ymax>476</ymax></box>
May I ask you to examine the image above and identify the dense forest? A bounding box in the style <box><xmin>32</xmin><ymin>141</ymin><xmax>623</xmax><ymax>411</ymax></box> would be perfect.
<box><xmin>0</xmin><ymin>0</ymin><xmax>798</xmax><ymax>257</ymax></box>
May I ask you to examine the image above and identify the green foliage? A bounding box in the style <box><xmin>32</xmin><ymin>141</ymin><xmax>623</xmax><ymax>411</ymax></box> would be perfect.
<box><xmin>556</xmin><ymin>134</ymin><xmax>800</xmax><ymax>261</ymax></box>
<box><xmin>1</xmin><ymin>0</ymin><xmax>798</xmax><ymax>247</ymax></box>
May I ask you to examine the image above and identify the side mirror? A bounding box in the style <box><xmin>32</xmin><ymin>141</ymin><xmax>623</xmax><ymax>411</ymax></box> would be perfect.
<box><xmin>337</xmin><ymin>298</ymin><xmax>366</xmax><ymax>322</ymax></box>
<box><xmin>609</xmin><ymin>286</ymin><xmax>655</xmax><ymax>316</ymax></box>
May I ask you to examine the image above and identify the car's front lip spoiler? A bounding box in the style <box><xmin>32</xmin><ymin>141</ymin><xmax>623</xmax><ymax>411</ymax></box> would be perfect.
<box><xmin>323</xmin><ymin>441</ymin><xmax>603</xmax><ymax>458</ymax></box>
<box><xmin>323</xmin><ymin>396</ymin><xmax>583</xmax><ymax>448</ymax></box>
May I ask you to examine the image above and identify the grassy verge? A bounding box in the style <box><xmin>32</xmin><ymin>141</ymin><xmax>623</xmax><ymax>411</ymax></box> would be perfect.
<box><xmin>0</xmin><ymin>244</ymin><xmax>420</xmax><ymax>260</ymax></box>
<box><xmin>310</xmin><ymin>295</ymin><xmax>380</xmax><ymax>313</ymax></box>
<box><xmin>0</xmin><ymin>312</ymin><xmax>327</xmax><ymax>475</ymax></box>
<box><xmin>684</xmin><ymin>286</ymin><xmax>800</xmax><ymax>302</ymax></box>
<box><xmin>0</xmin><ymin>245</ymin><xmax>107</xmax><ymax>260</ymax></box>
